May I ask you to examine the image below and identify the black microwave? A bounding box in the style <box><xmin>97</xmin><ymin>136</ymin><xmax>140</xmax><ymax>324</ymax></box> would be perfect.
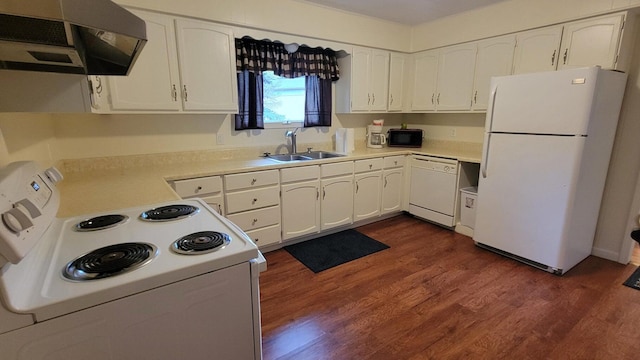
<box><xmin>387</xmin><ymin>129</ymin><xmax>423</xmax><ymax>147</ymax></box>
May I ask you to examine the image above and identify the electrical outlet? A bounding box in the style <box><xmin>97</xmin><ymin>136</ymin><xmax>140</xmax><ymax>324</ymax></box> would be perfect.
<box><xmin>449</xmin><ymin>128</ymin><xmax>456</xmax><ymax>137</ymax></box>
<box><xmin>216</xmin><ymin>133</ymin><xmax>225</xmax><ymax>145</ymax></box>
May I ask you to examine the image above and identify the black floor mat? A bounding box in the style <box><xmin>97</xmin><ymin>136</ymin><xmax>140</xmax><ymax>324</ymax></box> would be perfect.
<box><xmin>623</xmin><ymin>266</ymin><xmax>640</xmax><ymax>290</ymax></box>
<box><xmin>284</xmin><ymin>229</ymin><xmax>390</xmax><ymax>273</ymax></box>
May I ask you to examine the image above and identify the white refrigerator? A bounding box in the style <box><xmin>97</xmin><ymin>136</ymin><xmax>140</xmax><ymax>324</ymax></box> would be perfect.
<box><xmin>473</xmin><ymin>67</ymin><xmax>627</xmax><ymax>275</ymax></box>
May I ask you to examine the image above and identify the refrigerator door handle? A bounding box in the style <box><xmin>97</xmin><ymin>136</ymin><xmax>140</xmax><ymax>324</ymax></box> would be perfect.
<box><xmin>485</xmin><ymin>86</ymin><xmax>498</xmax><ymax>132</ymax></box>
<box><xmin>481</xmin><ymin>132</ymin><xmax>491</xmax><ymax>178</ymax></box>
<box><xmin>481</xmin><ymin>86</ymin><xmax>498</xmax><ymax>178</ymax></box>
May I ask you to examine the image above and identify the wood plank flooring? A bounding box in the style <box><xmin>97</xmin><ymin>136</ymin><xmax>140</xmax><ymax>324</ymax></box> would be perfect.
<box><xmin>259</xmin><ymin>214</ymin><xmax>640</xmax><ymax>360</ymax></box>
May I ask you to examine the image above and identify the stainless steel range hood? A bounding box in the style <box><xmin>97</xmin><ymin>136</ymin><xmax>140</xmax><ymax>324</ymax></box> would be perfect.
<box><xmin>0</xmin><ymin>0</ymin><xmax>146</xmax><ymax>75</ymax></box>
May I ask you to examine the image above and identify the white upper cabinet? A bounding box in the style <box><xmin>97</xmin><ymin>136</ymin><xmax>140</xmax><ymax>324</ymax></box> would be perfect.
<box><xmin>410</xmin><ymin>50</ymin><xmax>439</xmax><ymax>111</ymax></box>
<box><xmin>387</xmin><ymin>52</ymin><xmax>406</xmax><ymax>112</ymax></box>
<box><xmin>337</xmin><ymin>47</ymin><xmax>390</xmax><ymax>112</ymax></box>
<box><xmin>101</xmin><ymin>10</ymin><xmax>181</xmax><ymax>112</ymax></box>
<box><xmin>91</xmin><ymin>10</ymin><xmax>237</xmax><ymax>113</ymax></box>
<box><xmin>436</xmin><ymin>43</ymin><xmax>477</xmax><ymax>111</ymax></box>
<box><xmin>472</xmin><ymin>35</ymin><xmax>516</xmax><ymax>111</ymax></box>
<box><xmin>512</xmin><ymin>26</ymin><xmax>563</xmax><ymax>74</ymax></box>
<box><xmin>411</xmin><ymin>44</ymin><xmax>476</xmax><ymax>111</ymax></box>
<box><xmin>558</xmin><ymin>14</ymin><xmax>624</xmax><ymax>70</ymax></box>
<box><xmin>175</xmin><ymin>19</ymin><xmax>238</xmax><ymax>112</ymax></box>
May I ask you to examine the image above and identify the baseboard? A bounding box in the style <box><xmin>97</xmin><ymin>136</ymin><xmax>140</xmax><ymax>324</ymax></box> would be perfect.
<box><xmin>591</xmin><ymin>246</ymin><xmax>621</xmax><ymax>263</ymax></box>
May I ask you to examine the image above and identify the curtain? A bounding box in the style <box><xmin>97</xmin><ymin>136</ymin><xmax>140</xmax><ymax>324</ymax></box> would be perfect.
<box><xmin>235</xmin><ymin>70</ymin><xmax>264</xmax><ymax>130</ymax></box>
<box><xmin>234</xmin><ymin>37</ymin><xmax>339</xmax><ymax>130</ymax></box>
<box><xmin>304</xmin><ymin>75</ymin><xmax>332</xmax><ymax>127</ymax></box>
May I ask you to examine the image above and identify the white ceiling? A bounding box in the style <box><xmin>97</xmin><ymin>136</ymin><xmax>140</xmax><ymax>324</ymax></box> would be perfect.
<box><xmin>302</xmin><ymin>0</ymin><xmax>511</xmax><ymax>25</ymax></box>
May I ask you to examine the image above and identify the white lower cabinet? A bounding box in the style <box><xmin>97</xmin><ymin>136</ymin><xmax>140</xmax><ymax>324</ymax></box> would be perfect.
<box><xmin>224</xmin><ymin>170</ymin><xmax>281</xmax><ymax>248</ymax></box>
<box><xmin>280</xmin><ymin>166</ymin><xmax>321</xmax><ymax>240</ymax></box>
<box><xmin>381</xmin><ymin>155</ymin><xmax>406</xmax><ymax>214</ymax></box>
<box><xmin>320</xmin><ymin>162</ymin><xmax>355</xmax><ymax>231</ymax></box>
<box><xmin>171</xmin><ymin>175</ymin><xmax>224</xmax><ymax>215</ymax></box>
<box><xmin>353</xmin><ymin>158</ymin><xmax>383</xmax><ymax>221</ymax></box>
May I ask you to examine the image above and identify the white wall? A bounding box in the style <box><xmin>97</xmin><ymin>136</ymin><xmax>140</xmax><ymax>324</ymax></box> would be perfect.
<box><xmin>411</xmin><ymin>0</ymin><xmax>640</xmax><ymax>51</ymax></box>
<box><xmin>116</xmin><ymin>0</ymin><xmax>412</xmax><ymax>52</ymax></box>
<box><xmin>0</xmin><ymin>114</ymin><xmax>56</xmax><ymax>168</ymax></box>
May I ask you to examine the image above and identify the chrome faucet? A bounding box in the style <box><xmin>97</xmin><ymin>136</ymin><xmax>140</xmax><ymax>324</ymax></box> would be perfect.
<box><xmin>285</xmin><ymin>128</ymin><xmax>299</xmax><ymax>154</ymax></box>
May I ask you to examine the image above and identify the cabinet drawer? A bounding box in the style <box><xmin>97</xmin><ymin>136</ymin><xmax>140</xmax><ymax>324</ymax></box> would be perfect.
<box><xmin>226</xmin><ymin>205</ymin><xmax>280</xmax><ymax>231</ymax></box>
<box><xmin>280</xmin><ymin>165</ymin><xmax>320</xmax><ymax>183</ymax></box>
<box><xmin>173</xmin><ymin>176</ymin><xmax>222</xmax><ymax>198</ymax></box>
<box><xmin>225</xmin><ymin>185</ymin><xmax>280</xmax><ymax>214</ymax></box>
<box><xmin>384</xmin><ymin>155</ymin><xmax>405</xmax><ymax>169</ymax></box>
<box><xmin>354</xmin><ymin>158</ymin><xmax>383</xmax><ymax>173</ymax></box>
<box><xmin>246</xmin><ymin>224</ymin><xmax>281</xmax><ymax>247</ymax></box>
<box><xmin>321</xmin><ymin>161</ymin><xmax>354</xmax><ymax>177</ymax></box>
<box><xmin>224</xmin><ymin>170</ymin><xmax>279</xmax><ymax>191</ymax></box>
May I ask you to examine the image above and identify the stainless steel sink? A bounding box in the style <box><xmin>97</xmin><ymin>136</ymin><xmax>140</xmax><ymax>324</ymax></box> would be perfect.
<box><xmin>265</xmin><ymin>151</ymin><xmax>344</xmax><ymax>162</ymax></box>
<box><xmin>302</xmin><ymin>151</ymin><xmax>345</xmax><ymax>159</ymax></box>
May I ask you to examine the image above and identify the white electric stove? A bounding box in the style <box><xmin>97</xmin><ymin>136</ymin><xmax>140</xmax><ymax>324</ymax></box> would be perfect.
<box><xmin>0</xmin><ymin>161</ymin><xmax>264</xmax><ymax>360</ymax></box>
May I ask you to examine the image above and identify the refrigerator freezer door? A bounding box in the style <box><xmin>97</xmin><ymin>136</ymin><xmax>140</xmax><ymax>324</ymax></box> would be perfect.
<box><xmin>487</xmin><ymin>67</ymin><xmax>599</xmax><ymax>136</ymax></box>
<box><xmin>474</xmin><ymin>133</ymin><xmax>586</xmax><ymax>271</ymax></box>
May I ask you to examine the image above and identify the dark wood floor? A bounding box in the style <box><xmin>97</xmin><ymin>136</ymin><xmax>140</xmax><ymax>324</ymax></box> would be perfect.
<box><xmin>259</xmin><ymin>214</ymin><xmax>640</xmax><ymax>360</ymax></box>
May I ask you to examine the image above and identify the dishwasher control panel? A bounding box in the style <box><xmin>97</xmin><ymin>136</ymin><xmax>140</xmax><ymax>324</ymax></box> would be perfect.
<box><xmin>411</xmin><ymin>155</ymin><xmax>458</xmax><ymax>174</ymax></box>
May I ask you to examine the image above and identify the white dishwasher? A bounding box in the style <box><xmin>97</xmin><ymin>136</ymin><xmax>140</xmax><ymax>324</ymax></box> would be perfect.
<box><xmin>409</xmin><ymin>155</ymin><xmax>458</xmax><ymax>227</ymax></box>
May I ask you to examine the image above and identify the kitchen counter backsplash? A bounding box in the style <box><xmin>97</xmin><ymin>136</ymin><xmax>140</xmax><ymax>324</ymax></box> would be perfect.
<box><xmin>57</xmin><ymin>140</ymin><xmax>481</xmax><ymax>175</ymax></box>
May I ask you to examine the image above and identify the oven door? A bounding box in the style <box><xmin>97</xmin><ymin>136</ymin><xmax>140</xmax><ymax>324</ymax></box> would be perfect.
<box><xmin>0</xmin><ymin>263</ymin><xmax>258</xmax><ymax>360</ymax></box>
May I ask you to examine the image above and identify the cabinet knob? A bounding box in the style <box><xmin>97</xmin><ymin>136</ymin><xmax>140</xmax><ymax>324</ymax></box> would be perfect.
<box><xmin>437</xmin><ymin>93</ymin><xmax>440</xmax><ymax>104</ymax></box>
<box><xmin>563</xmin><ymin>48</ymin><xmax>568</xmax><ymax>64</ymax></box>
<box><xmin>252</xmin><ymin>218</ymin><xmax>258</xmax><ymax>225</ymax></box>
<box><xmin>172</xmin><ymin>84</ymin><xmax>177</xmax><ymax>101</ymax></box>
<box><xmin>255</xmin><ymin>238</ymin><xmax>259</xmax><ymax>243</ymax></box>
<box><xmin>196</xmin><ymin>186</ymin><xmax>202</xmax><ymax>192</ymax></box>
<box><xmin>551</xmin><ymin>49</ymin><xmax>556</xmax><ymax>66</ymax></box>
<box><xmin>474</xmin><ymin>91</ymin><xmax>477</xmax><ymax>104</ymax></box>
<box><xmin>369</xmin><ymin>164</ymin><xmax>373</xmax><ymax>169</ymax></box>
<box><xmin>251</xmin><ymin>178</ymin><xmax>257</xmax><ymax>185</ymax></box>
<box><xmin>431</xmin><ymin>93</ymin><xmax>434</xmax><ymax>104</ymax></box>
<box><xmin>394</xmin><ymin>160</ymin><xmax>398</xmax><ymax>165</ymax></box>
<box><xmin>372</xmin><ymin>93</ymin><xmax>375</xmax><ymax>105</ymax></box>
<box><xmin>183</xmin><ymin>85</ymin><xmax>188</xmax><ymax>102</ymax></box>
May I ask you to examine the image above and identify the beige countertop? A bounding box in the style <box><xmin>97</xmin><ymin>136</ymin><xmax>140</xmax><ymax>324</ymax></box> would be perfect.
<box><xmin>56</xmin><ymin>141</ymin><xmax>482</xmax><ymax>218</ymax></box>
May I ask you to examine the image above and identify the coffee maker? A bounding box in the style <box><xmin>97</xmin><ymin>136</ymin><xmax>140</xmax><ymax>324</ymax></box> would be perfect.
<box><xmin>366</xmin><ymin>124</ymin><xmax>386</xmax><ymax>148</ymax></box>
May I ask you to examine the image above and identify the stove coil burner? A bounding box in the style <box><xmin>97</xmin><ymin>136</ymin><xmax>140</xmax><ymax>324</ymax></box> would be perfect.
<box><xmin>63</xmin><ymin>243</ymin><xmax>157</xmax><ymax>281</ymax></box>
<box><xmin>139</xmin><ymin>204</ymin><xmax>199</xmax><ymax>222</ymax></box>
<box><xmin>171</xmin><ymin>231</ymin><xmax>231</xmax><ymax>255</ymax></box>
<box><xmin>74</xmin><ymin>214</ymin><xmax>129</xmax><ymax>232</ymax></box>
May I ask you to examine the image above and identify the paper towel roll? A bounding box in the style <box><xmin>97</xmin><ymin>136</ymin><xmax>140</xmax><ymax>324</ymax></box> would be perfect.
<box><xmin>335</xmin><ymin>128</ymin><xmax>355</xmax><ymax>154</ymax></box>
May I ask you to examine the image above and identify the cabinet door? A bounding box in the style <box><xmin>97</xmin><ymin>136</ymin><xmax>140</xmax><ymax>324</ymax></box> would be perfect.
<box><xmin>175</xmin><ymin>19</ymin><xmax>238</xmax><ymax>112</ymax></box>
<box><xmin>321</xmin><ymin>175</ymin><xmax>354</xmax><ymax>230</ymax></box>
<box><xmin>411</xmin><ymin>50</ymin><xmax>438</xmax><ymax>111</ymax></box>
<box><xmin>354</xmin><ymin>171</ymin><xmax>382</xmax><ymax>221</ymax></box>
<box><xmin>350</xmin><ymin>47</ymin><xmax>372</xmax><ymax>111</ymax></box>
<box><xmin>200</xmin><ymin>194</ymin><xmax>224</xmax><ymax>215</ymax></box>
<box><xmin>513</xmin><ymin>26</ymin><xmax>563</xmax><ymax>74</ymax></box>
<box><xmin>281</xmin><ymin>180</ymin><xmax>320</xmax><ymax>240</ymax></box>
<box><xmin>370</xmin><ymin>50</ymin><xmax>389</xmax><ymax>111</ymax></box>
<box><xmin>558</xmin><ymin>14</ymin><xmax>624</xmax><ymax>70</ymax></box>
<box><xmin>436</xmin><ymin>43</ymin><xmax>477</xmax><ymax>111</ymax></box>
<box><xmin>107</xmin><ymin>10</ymin><xmax>181</xmax><ymax>111</ymax></box>
<box><xmin>388</xmin><ymin>52</ymin><xmax>406</xmax><ymax>112</ymax></box>
<box><xmin>472</xmin><ymin>35</ymin><xmax>515</xmax><ymax>111</ymax></box>
<box><xmin>382</xmin><ymin>169</ymin><xmax>403</xmax><ymax>214</ymax></box>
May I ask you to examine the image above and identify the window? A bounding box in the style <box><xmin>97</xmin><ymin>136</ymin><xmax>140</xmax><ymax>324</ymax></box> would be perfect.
<box><xmin>263</xmin><ymin>71</ymin><xmax>305</xmax><ymax>127</ymax></box>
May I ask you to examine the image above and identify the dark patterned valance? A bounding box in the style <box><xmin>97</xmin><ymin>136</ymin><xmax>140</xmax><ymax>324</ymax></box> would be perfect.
<box><xmin>235</xmin><ymin>37</ymin><xmax>339</xmax><ymax>80</ymax></box>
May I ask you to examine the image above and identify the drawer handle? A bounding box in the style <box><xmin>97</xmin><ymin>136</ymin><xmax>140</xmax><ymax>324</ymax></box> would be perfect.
<box><xmin>394</xmin><ymin>160</ymin><xmax>398</xmax><ymax>166</ymax></box>
<box><xmin>255</xmin><ymin>238</ymin><xmax>259</xmax><ymax>243</ymax></box>
<box><xmin>196</xmin><ymin>186</ymin><xmax>202</xmax><ymax>192</ymax></box>
<box><xmin>251</xmin><ymin>178</ymin><xmax>257</xmax><ymax>185</ymax></box>
<box><xmin>252</xmin><ymin>218</ymin><xmax>258</xmax><ymax>225</ymax></box>
<box><xmin>252</xmin><ymin>198</ymin><xmax>258</xmax><ymax>204</ymax></box>
<box><xmin>369</xmin><ymin>164</ymin><xmax>373</xmax><ymax>169</ymax></box>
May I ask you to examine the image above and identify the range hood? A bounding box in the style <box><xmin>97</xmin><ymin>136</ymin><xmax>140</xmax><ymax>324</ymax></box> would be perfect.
<box><xmin>0</xmin><ymin>0</ymin><xmax>146</xmax><ymax>75</ymax></box>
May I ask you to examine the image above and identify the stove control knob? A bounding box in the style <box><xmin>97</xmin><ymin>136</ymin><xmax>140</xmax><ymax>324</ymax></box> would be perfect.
<box><xmin>45</xmin><ymin>166</ymin><xmax>63</xmax><ymax>184</ymax></box>
<box><xmin>2</xmin><ymin>207</ymin><xmax>34</xmax><ymax>233</ymax></box>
